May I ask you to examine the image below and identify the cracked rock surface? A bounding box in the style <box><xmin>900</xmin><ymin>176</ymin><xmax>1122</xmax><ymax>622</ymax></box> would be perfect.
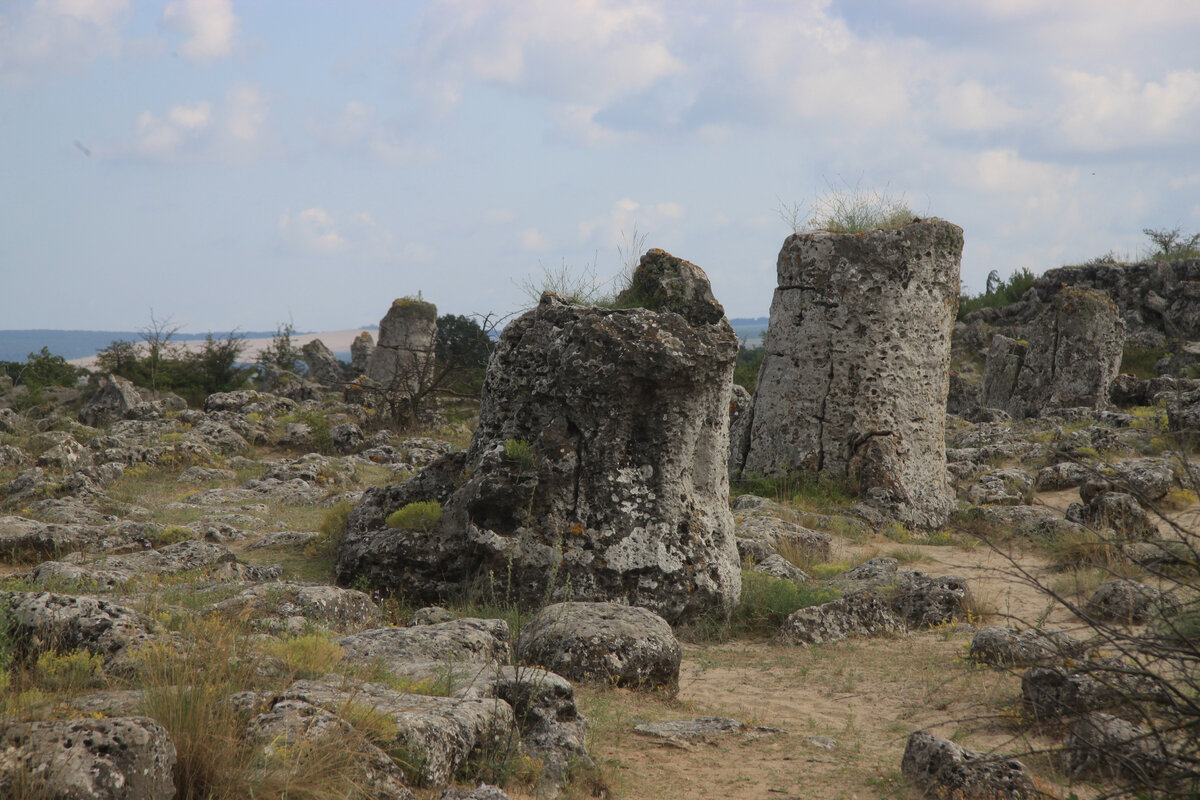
<box><xmin>737</xmin><ymin>219</ymin><xmax>962</xmax><ymax>528</ymax></box>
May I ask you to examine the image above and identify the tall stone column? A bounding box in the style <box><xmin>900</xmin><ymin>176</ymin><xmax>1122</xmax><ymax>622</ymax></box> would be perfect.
<box><xmin>365</xmin><ymin>298</ymin><xmax>437</xmax><ymax>392</ymax></box>
<box><xmin>737</xmin><ymin>219</ymin><xmax>963</xmax><ymax>528</ymax></box>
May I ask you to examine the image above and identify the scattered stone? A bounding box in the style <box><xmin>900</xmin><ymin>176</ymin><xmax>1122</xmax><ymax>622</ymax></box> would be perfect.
<box><xmin>408</xmin><ymin>606</ymin><xmax>457</xmax><ymax>626</ymax></box>
<box><xmin>0</xmin><ymin>591</ymin><xmax>159</xmax><ymax>663</ymax></box>
<box><xmin>78</xmin><ymin>375</ymin><xmax>143</xmax><ymax>427</ymax></box>
<box><xmin>0</xmin><ymin>717</ymin><xmax>176</xmax><ymax>800</ymax></box>
<box><xmin>516</xmin><ymin>602</ymin><xmax>681</xmax><ymax>692</ymax></box>
<box><xmin>751</xmin><ymin>554</ymin><xmax>811</xmax><ymax>584</ymax></box>
<box><xmin>336</xmin><ymin>618</ymin><xmax>511</xmax><ymax>670</ymax></box>
<box><xmin>245</xmin><ymin>698</ymin><xmax>415</xmax><ymax>800</ymax></box>
<box><xmin>301</xmin><ymin>338</ymin><xmax>346</xmax><ymax>386</ymax></box>
<box><xmin>734</xmin><ymin>512</ymin><xmax>833</xmax><ymax>564</ymax></box>
<box><xmin>633</xmin><ymin>717</ymin><xmax>778</xmax><ymax>744</ymax></box>
<box><xmin>331</xmin><ymin>421</ymin><xmax>365</xmax><ymax>453</ymax></box>
<box><xmin>26</xmin><ymin>540</ymin><xmax>239</xmax><ymax>588</ymax></box>
<box><xmin>1035</xmin><ymin>462</ymin><xmax>1094</xmax><ymax>492</ymax></box>
<box><xmin>739</xmin><ymin>220</ymin><xmax>963</xmax><ymax>528</ymax></box>
<box><xmin>1022</xmin><ymin>658</ymin><xmax>1165</xmax><ymax>721</ymax></box>
<box><xmin>278</xmin><ymin>677</ymin><xmax>515</xmax><ymax>787</ymax></box>
<box><xmin>441</xmin><ymin>785</ymin><xmax>511</xmax><ymax>800</ymax></box>
<box><xmin>1079</xmin><ymin>491</ymin><xmax>1158</xmax><ymax>540</ymax></box>
<box><xmin>1065</xmin><ymin>712</ymin><xmax>1179</xmax><ymax>786</ymax></box>
<box><xmin>209</xmin><ymin>583</ymin><xmax>380</xmax><ymax>633</ymax></box>
<box><xmin>964</xmin><ymin>467</ymin><xmax>1034</xmax><ymax>505</ymax></box>
<box><xmin>177</xmin><ymin>466</ymin><xmax>237</xmax><ymax>483</ymax></box>
<box><xmin>1084</xmin><ymin>579</ymin><xmax>1173</xmax><ymax>624</ymax></box>
<box><xmin>900</xmin><ymin>730</ymin><xmax>1039</xmax><ymax>800</ymax></box>
<box><xmin>968</xmin><ymin>626</ymin><xmax>1088</xmax><ymax>667</ymax></box>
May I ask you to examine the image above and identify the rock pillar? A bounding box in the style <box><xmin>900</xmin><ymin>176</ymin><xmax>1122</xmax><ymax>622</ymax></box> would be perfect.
<box><xmin>365</xmin><ymin>298</ymin><xmax>437</xmax><ymax>391</ymax></box>
<box><xmin>737</xmin><ymin>219</ymin><xmax>962</xmax><ymax>528</ymax></box>
<box><xmin>337</xmin><ymin>251</ymin><xmax>742</xmax><ymax>624</ymax></box>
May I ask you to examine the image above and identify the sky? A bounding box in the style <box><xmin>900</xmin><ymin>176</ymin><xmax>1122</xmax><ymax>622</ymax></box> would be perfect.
<box><xmin>2</xmin><ymin>0</ymin><xmax>1199</xmax><ymax>333</ymax></box>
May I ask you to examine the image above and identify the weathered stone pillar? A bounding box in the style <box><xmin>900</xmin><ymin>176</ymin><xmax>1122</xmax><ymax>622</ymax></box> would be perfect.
<box><xmin>982</xmin><ymin>286</ymin><xmax>1123</xmax><ymax>418</ymax></box>
<box><xmin>365</xmin><ymin>298</ymin><xmax>437</xmax><ymax>391</ymax></box>
<box><xmin>737</xmin><ymin>219</ymin><xmax>963</xmax><ymax>528</ymax></box>
<box><xmin>349</xmin><ymin>331</ymin><xmax>375</xmax><ymax>376</ymax></box>
<box><xmin>336</xmin><ymin>251</ymin><xmax>742</xmax><ymax>624</ymax></box>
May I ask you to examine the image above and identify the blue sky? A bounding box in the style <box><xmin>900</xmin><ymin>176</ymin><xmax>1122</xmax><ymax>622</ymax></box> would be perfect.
<box><xmin>2</xmin><ymin>0</ymin><xmax>1199</xmax><ymax>332</ymax></box>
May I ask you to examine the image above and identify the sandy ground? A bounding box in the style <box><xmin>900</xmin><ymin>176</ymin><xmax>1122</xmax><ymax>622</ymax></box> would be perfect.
<box><xmin>67</xmin><ymin>328</ymin><xmax>372</xmax><ymax>369</ymax></box>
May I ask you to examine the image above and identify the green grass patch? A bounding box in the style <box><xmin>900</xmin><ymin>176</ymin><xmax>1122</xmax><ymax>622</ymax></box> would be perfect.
<box><xmin>386</xmin><ymin>500</ymin><xmax>443</xmax><ymax>531</ymax></box>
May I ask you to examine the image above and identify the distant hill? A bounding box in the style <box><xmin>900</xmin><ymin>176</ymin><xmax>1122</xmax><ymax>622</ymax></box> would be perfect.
<box><xmin>0</xmin><ymin>330</ymin><xmax>305</xmax><ymax>363</ymax></box>
<box><xmin>1</xmin><ymin>316</ymin><xmax>768</xmax><ymax>364</ymax></box>
<box><xmin>729</xmin><ymin>317</ymin><xmax>768</xmax><ymax>345</ymax></box>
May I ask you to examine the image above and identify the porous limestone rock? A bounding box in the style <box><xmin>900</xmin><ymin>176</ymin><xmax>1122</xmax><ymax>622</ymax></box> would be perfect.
<box><xmin>0</xmin><ymin>717</ymin><xmax>176</xmax><ymax>800</ymax></box>
<box><xmin>337</xmin><ymin>252</ymin><xmax>740</xmax><ymax>624</ymax></box>
<box><xmin>1084</xmin><ymin>578</ymin><xmax>1173</xmax><ymax>624</ymax></box>
<box><xmin>516</xmin><ymin>601</ymin><xmax>681</xmax><ymax>692</ymax></box>
<box><xmin>366</xmin><ymin>298</ymin><xmax>438</xmax><ymax>390</ymax></box>
<box><xmin>983</xmin><ymin>286</ymin><xmax>1125</xmax><ymax>418</ymax></box>
<box><xmin>968</xmin><ymin>626</ymin><xmax>1087</xmax><ymax>668</ymax></box>
<box><xmin>737</xmin><ymin>220</ymin><xmax>963</xmax><ymax>528</ymax></box>
<box><xmin>350</xmin><ymin>330</ymin><xmax>376</xmax><ymax>375</ymax></box>
<box><xmin>901</xmin><ymin>730</ymin><xmax>1039</xmax><ymax>800</ymax></box>
<box><xmin>78</xmin><ymin>375</ymin><xmax>143</xmax><ymax>427</ymax></box>
<box><xmin>301</xmin><ymin>338</ymin><xmax>346</xmax><ymax>385</ymax></box>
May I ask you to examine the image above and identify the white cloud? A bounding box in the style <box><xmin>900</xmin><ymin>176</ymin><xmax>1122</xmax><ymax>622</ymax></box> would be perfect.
<box><xmin>1056</xmin><ymin>69</ymin><xmax>1200</xmax><ymax>151</ymax></box>
<box><xmin>935</xmin><ymin>80</ymin><xmax>1023</xmax><ymax>133</ymax></box>
<box><xmin>314</xmin><ymin>101</ymin><xmax>437</xmax><ymax>164</ymax></box>
<box><xmin>415</xmin><ymin>0</ymin><xmax>684</xmax><ymax>107</ymax></box>
<box><xmin>520</xmin><ymin>228</ymin><xmax>548</xmax><ymax>251</ymax></box>
<box><xmin>968</xmin><ymin>149</ymin><xmax>1078</xmax><ymax>196</ymax></box>
<box><xmin>578</xmin><ymin>198</ymin><xmax>685</xmax><ymax>247</ymax></box>
<box><xmin>160</xmin><ymin>0</ymin><xmax>237</xmax><ymax>63</ymax></box>
<box><xmin>279</xmin><ymin>208</ymin><xmax>345</xmax><ymax>253</ymax></box>
<box><xmin>126</xmin><ymin>83</ymin><xmax>269</xmax><ymax>162</ymax></box>
<box><xmin>0</xmin><ymin>0</ymin><xmax>130</xmax><ymax>80</ymax></box>
<box><xmin>278</xmin><ymin>207</ymin><xmax>399</xmax><ymax>259</ymax></box>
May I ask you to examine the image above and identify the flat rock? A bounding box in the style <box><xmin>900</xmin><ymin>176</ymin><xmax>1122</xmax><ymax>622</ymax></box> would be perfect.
<box><xmin>0</xmin><ymin>716</ymin><xmax>176</xmax><ymax>800</ymax></box>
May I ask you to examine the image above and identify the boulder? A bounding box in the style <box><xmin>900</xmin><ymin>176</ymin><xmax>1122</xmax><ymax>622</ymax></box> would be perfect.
<box><xmin>208</xmin><ymin>582</ymin><xmax>381</xmax><ymax>633</ymax></box>
<box><xmin>1065</xmin><ymin>712</ymin><xmax>1179</xmax><ymax>785</ymax></box>
<box><xmin>983</xmin><ymin>286</ymin><xmax>1125</xmax><ymax>418</ymax></box>
<box><xmin>1022</xmin><ymin>658</ymin><xmax>1165</xmax><ymax>721</ymax></box>
<box><xmin>900</xmin><ymin>730</ymin><xmax>1039</xmax><ymax>800</ymax></box>
<box><xmin>366</xmin><ymin>298</ymin><xmax>438</xmax><ymax>390</ymax></box>
<box><xmin>337</xmin><ymin>253</ymin><xmax>741</xmax><ymax>624</ymax></box>
<box><xmin>278</xmin><ymin>677</ymin><xmax>515</xmax><ymax>787</ymax></box>
<box><xmin>0</xmin><ymin>717</ymin><xmax>176</xmax><ymax>800</ymax></box>
<box><xmin>751</xmin><ymin>554</ymin><xmax>811</xmax><ymax>585</ymax></box>
<box><xmin>516</xmin><ymin>601</ymin><xmax>681</xmax><ymax>692</ymax></box>
<box><xmin>336</xmin><ymin>618</ymin><xmax>512</xmax><ymax>670</ymax></box>
<box><xmin>0</xmin><ymin>591</ymin><xmax>159</xmax><ymax>664</ymax></box>
<box><xmin>1078</xmin><ymin>491</ymin><xmax>1158</xmax><ymax>540</ymax></box>
<box><xmin>244</xmin><ymin>698</ymin><xmax>414</xmax><ymax>800</ymax></box>
<box><xmin>1084</xmin><ymin>578</ymin><xmax>1173</xmax><ymax>624</ymax></box>
<box><xmin>779</xmin><ymin>567</ymin><xmax>970</xmax><ymax>645</ymax></box>
<box><xmin>738</xmin><ymin>219</ymin><xmax>963</xmax><ymax>528</ymax></box>
<box><xmin>301</xmin><ymin>338</ymin><xmax>346</xmax><ymax>386</ymax></box>
<box><xmin>968</xmin><ymin>626</ymin><xmax>1087</xmax><ymax>667</ymax></box>
<box><xmin>78</xmin><ymin>375</ymin><xmax>143</xmax><ymax>427</ymax></box>
<box><xmin>964</xmin><ymin>467</ymin><xmax>1034</xmax><ymax>506</ymax></box>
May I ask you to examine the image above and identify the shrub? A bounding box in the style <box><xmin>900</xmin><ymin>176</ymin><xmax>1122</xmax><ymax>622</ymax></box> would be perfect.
<box><xmin>386</xmin><ymin>501</ymin><xmax>443</xmax><ymax>531</ymax></box>
<box><xmin>731</xmin><ymin>471</ymin><xmax>859</xmax><ymax>510</ymax></box>
<box><xmin>256</xmin><ymin>322</ymin><xmax>305</xmax><ymax>374</ymax></box>
<box><xmin>1121</xmin><ymin>345</ymin><xmax>1170</xmax><ymax>379</ymax></box>
<box><xmin>782</xmin><ymin>186</ymin><xmax>916</xmax><ymax>234</ymax></box>
<box><xmin>733</xmin><ymin>344</ymin><xmax>765</xmax><ymax>392</ymax></box>
<box><xmin>33</xmin><ymin>649</ymin><xmax>103</xmax><ymax>691</ymax></box>
<box><xmin>956</xmin><ymin>268</ymin><xmax>1037</xmax><ymax>319</ymax></box>
<box><xmin>265</xmin><ymin>634</ymin><xmax>345</xmax><ymax>679</ymax></box>
<box><xmin>503</xmin><ymin>438</ymin><xmax>536</xmax><ymax>473</ymax></box>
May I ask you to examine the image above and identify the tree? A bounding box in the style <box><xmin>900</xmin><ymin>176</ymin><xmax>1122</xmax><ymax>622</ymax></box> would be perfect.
<box><xmin>186</xmin><ymin>332</ymin><xmax>249</xmax><ymax>397</ymax></box>
<box><xmin>435</xmin><ymin>314</ymin><xmax>493</xmax><ymax>372</ymax></box>
<box><xmin>1143</xmin><ymin>227</ymin><xmax>1200</xmax><ymax>260</ymax></box>
<box><xmin>138</xmin><ymin>310</ymin><xmax>180</xmax><ymax>392</ymax></box>
<box><xmin>256</xmin><ymin>322</ymin><xmax>305</xmax><ymax>374</ymax></box>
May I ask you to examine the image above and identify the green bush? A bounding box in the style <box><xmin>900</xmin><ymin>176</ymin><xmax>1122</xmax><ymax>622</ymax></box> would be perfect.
<box><xmin>731</xmin><ymin>471</ymin><xmax>860</xmax><ymax>510</ymax></box>
<box><xmin>733</xmin><ymin>344</ymin><xmax>764</xmax><ymax>392</ymax></box>
<box><xmin>688</xmin><ymin>570</ymin><xmax>841</xmax><ymax>640</ymax></box>
<box><xmin>957</xmin><ymin>268</ymin><xmax>1037</xmax><ymax>319</ymax></box>
<box><xmin>386</xmin><ymin>501</ymin><xmax>443</xmax><ymax>531</ymax></box>
<box><xmin>1121</xmin><ymin>345</ymin><xmax>1169</xmax><ymax>379</ymax></box>
<box><xmin>784</xmin><ymin>186</ymin><xmax>916</xmax><ymax>234</ymax></box>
